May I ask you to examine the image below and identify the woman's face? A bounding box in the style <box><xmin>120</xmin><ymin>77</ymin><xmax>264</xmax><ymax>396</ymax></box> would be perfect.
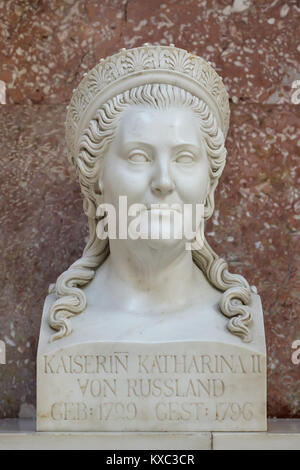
<box><xmin>100</xmin><ymin>105</ymin><xmax>211</xmax><ymax>248</ymax></box>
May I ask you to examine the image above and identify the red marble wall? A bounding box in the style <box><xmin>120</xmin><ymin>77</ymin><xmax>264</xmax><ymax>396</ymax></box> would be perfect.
<box><xmin>0</xmin><ymin>0</ymin><xmax>299</xmax><ymax>419</ymax></box>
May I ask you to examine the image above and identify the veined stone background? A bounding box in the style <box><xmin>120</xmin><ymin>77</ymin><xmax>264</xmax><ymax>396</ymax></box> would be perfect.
<box><xmin>0</xmin><ymin>0</ymin><xmax>299</xmax><ymax>419</ymax></box>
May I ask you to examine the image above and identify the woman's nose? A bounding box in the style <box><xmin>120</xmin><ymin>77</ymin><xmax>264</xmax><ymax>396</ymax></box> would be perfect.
<box><xmin>151</xmin><ymin>161</ymin><xmax>175</xmax><ymax>196</ymax></box>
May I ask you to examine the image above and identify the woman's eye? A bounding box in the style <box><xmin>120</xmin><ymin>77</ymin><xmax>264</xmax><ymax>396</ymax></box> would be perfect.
<box><xmin>128</xmin><ymin>152</ymin><xmax>150</xmax><ymax>163</ymax></box>
<box><xmin>175</xmin><ymin>153</ymin><xmax>194</xmax><ymax>164</ymax></box>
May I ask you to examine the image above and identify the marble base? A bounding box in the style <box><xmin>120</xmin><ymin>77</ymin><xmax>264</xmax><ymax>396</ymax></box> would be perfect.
<box><xmin>37</xmin><ymin>293</ymin><xmax>267</xmax><ymax>432</ymax></box>
<box><xmin>0</xmin><ymin>419</ymin><xmax>210</xmax><ymax>450</ymax></box>
<box><xmin>213</xmin><ymin>419</ymin><xmax>300</xmax><ymax>450</ymax></box>
<box><xmin>0</xmin><ymin>419</ymin><xmax>299</xmax><ymax>450</ymax></box>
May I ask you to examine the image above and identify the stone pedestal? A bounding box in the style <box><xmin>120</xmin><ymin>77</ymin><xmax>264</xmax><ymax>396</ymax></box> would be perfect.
<box><xmin>37</xmin><ymin>294</ymin><xmax>267</xmax><ymax>432</ymax></box>
<box><xmin>1</xmin><ymin>419</ymin><xmax>299</xmax><ymax>450</ymax></box>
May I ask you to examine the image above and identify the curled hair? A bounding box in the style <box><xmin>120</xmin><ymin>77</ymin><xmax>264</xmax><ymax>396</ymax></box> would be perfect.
<box><xmin>48</xmin><ymin>84</ymin><xmax>252</xmax><ymax>342</ymax></box>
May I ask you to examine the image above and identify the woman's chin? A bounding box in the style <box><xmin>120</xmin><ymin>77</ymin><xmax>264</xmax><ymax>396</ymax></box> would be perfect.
<box><xmin>138</xmin><ymin>223</ymin><xmax>186</xmax><ymax>251</ymax></box>
<box><xmin>142</xmin><ymin>237</ymin><xmax>184</xmax><ymax>251</ymax></box>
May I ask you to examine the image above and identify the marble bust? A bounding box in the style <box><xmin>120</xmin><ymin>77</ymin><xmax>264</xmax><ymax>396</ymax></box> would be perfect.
<box><xmin>47</xmin><ymin>45</ymin><xmax>253</xmax><ymax>344</ymax></box>
<box><xmin>37</xmin><ymin>45</ymin><xmax>266</xmax><ymax>432</ymax></box>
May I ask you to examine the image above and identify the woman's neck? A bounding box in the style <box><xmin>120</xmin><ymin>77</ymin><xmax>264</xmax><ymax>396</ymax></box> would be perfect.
<box><xmin>101</xmin><ymin>238</ymin><xmax>200</xmax><ymax>311</ymax></box>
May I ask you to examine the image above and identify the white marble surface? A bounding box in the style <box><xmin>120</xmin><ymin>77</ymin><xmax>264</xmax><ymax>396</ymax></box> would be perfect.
<box><xmin>213</xmin><ymin>419</ymin><xmax>300</xmax><ymax>450</ymax></box>
<box><xmin>40</xmin><ymin>291</ymin><xmax>265</xmax><ymax>348</ymax></box>
<box><xmin>0</xmin><ymin>419</ymin><xmax>210</xmax><ymax>450</ymax></box>
<box><xmin>0</xmin><ymin>419</ymin><xmax>299</xmax><ymax>450</ymax></box>
<box><xmin>37</xmin><ymin>294</ymin><xmax>266</xmax><ymax>432</ymax></box>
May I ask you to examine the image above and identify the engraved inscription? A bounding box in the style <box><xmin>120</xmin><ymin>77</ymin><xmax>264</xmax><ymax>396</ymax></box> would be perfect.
<box><xmin>98</xmin><ymin>402</ymin><xmax>137</xmax><ymax>421</ymax></box>
<box><xmin>215</xmin><ymin>402</ymin><xmax>254</xmax><ymax>421</ymax></box>
<box><xmin>77</xmin><ymin>378</ymin><xmax>117</xmax><ymax>397</ymax></box>
<box><xmin>127</xmin><ymin>378</ymin><xmax>225</xmax><ymax>398</ymax></box>
<box><xmin>40</xmin><ymin>350</ymin><xmax>265</xmax><ymax>428</ymax></box>
<box><xmin>44</xmin><ymin>353</ymin><xmax>262</xmax><ymax>375</ymax></box>
<box><xmin>44</xmin><ymin>352</ymin><xmax>128</xmax><ymax>374</ymax></box>
<box><xmin>51</xmin><ymin>402</ymin><xmax>89</xmax><ymax>421</ymax></box>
